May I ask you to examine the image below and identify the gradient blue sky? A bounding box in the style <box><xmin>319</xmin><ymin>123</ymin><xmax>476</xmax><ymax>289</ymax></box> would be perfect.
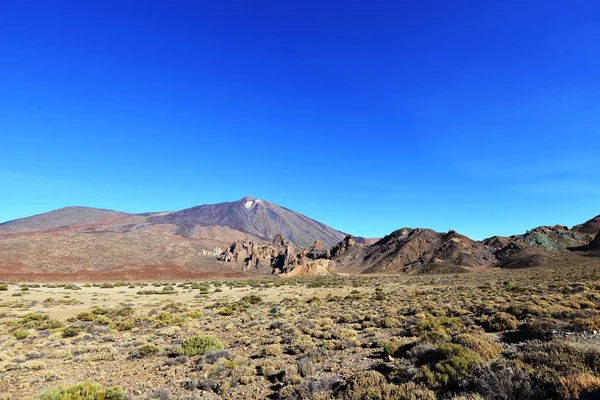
<box><xmin>1</xmin><ymin>0</ymin><xmax>599</xmax><ymax>239</ymax></box>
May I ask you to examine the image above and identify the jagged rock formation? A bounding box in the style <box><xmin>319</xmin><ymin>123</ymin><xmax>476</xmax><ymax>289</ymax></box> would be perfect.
<box><xmin>331</xmin><ymin>235</ymin><xmax>357</xmax><ymax>258</ymax></box>
<box><xmin>218</xmin><ymin>235</ymin><xmax>339</xmax><ymax>275</ymax></box>
<box><xmin>218</xmin><ymin>236</ymin><xmax>298</xmax><ymax>274</ymax></box>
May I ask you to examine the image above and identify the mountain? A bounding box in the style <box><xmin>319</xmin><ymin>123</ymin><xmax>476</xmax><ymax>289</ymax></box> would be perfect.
<box><xmin>0</xmin><ymin>206</ymin><xmax>146</xmax><ymax>234</ymax></box>
<box><xmin>0</xmin><ymin>197</ymin><xmax>346</xmax><ymax>279</ymax></box>
<box><xmin>1</xmin><ymin>198</ymin><xmax>599</xmax><ymax>280</ymax></box>
<box><xmin>148</xmin><ymin>196</ymin><xmax>345</xmax><ymax>248</ymax></box>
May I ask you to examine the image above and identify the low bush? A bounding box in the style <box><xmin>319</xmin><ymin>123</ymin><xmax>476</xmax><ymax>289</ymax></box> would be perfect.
<box><xmin>179</xmin><ymin>334</ymin><xmax>224</xmax><ymax>356</ymax></box>
<box><xmin>37</xmin><ymin>381</ymin><xmax>125</xmax><ymax>400</ymax></box>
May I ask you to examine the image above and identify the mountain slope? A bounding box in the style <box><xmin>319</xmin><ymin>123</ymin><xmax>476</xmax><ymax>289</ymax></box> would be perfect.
<box><xmin>330</xmin><ymin>228</ymin><xmax>496</xmax><ymax>274</ymax></box>
<box><xmin>148</xmin><ymin>196</ymin><xmax>345</xmax><ymax>247</ymax></box>
<box><xmin>0</xmin><ymin>206</ymin><xmax>146</xmax><ymax>234</ymax></box>
<box><xmin>573</xmin><ymin>215</ymin><xmax>600</xmax><ymax>236</ymax></box>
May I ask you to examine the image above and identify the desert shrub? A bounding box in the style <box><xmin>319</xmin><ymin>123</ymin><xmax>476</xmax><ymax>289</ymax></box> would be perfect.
<box><xmin>217</xmin><ymin>303</ymin><xmax>238</xmax><ymax>316</ymax></box>
<box><xmin>63</xmin><ymin>284</ymin><xmax>81</xmax><ymax>290</ymax></box>
<box><xmin>416</xmin><ymin>343</ymin><xmax>483</xmax><ymax>388</ymax></box>
<box><xmin>337</xmin><ymin>371</ymin><xmax>435</xmax><ymax>400</ymax></box>
<box><xmin>345</xmin><ymin>290</ymin><xmax>364</xmax><ymax>300</ymax></box>
<box><xmin>558</xmin><ymin>373</ymin><xmax>600</xmax><ymax>399</ymax></box>
<box><xmin>572</xmin><ymin>316</ymin><xmax>600</xmax><ymax>333</ymax></box>
<box><xmin>114</xmin><ymin>320</ymin><xmax>133</xmax><ymax>331</ymax></box>
<box><xmin>515</xmin><ymin>341</ymin><xmax>600</xmax><ymax>375</ymax></box>
<box><xmin>507</xmin><ymin>304</ymin><xmax>546</xmax><ymax>319</ymax></box>
<box><xmin>288</xmin><ymin>337</ymin><xmax>316</xmax><ymax>355</ymax></box>
<box><xmin>91</xmin><ymin>306</ymin><xmax>133</xmax><ymax>319</ymax></box>
<box><xmin>296</xmin><ymin>357</ymin><xmax>315</xmax><ymax>377</ymax></box>
<box><xmin>279</xmin><ymin>374</ymin><xmax>343</xmax><ymax>399</ymax></box>
<box><xmin>409</xmin><ymin>315</ymin><xmax>464</xmax><ymax>342</ymax></box>
<box><xmin>520</xmin><ymin>318</ymin><xmax>568</xmax><ymax>340</ymax></box>
<box><xmin>76</xmin><ymin>312</ymin><xmax>95</xmax><ymax>322</ymax></box>
<box><xmin>128</xmin><ymin>344</ymin><xmax>159</xmax><ymax>359</ymax></box>
<box><xmin>0</xmin><ymin>284</ymin><xmax>8</xmax><ymax>291</ymax></box>
<box><xmin>155</xmin><ymin>311</ymin><xmax>174</xmax><ymax>323</ymax></box>
<box><xmin>179</xmin><ymin>334</ymin><xmax>224</xmax><ymax>356</ymax></box>
<box><xmin>469</xmin><ymin>362</ymin><xmax>538</xmax><ymax>400</ymax></box>
<box><xmin>262</xmin><ymin>344</ymin><xmax>283</xmax><ymax>357</ymax></box>
<box><xmin>162</xmin><ymin>302</ymin><xmax>188</xmax><ymax>313</ymax></box>
<box><xmin>18</xmin><ymin>313</ymin><xmax>63</xmax><ymax>330</ymax></box>
<box><xmin>164</xmin><ymin>355</ymin><xmax>189</xmax><ymax>366</ymax></box>
<box><xmin>62</xmin><ymin>326</ymin><xmax>80</xmax><ymax>338</ymax></box>
<box><xmin>240</xmin><ymin>294</ymin><xmax>263</xmax><ymax>305</ymax></box>
<box><xmin>13</xmin><ymin>329</ymin><xmax>29</xmax><ymax>340</ymax></box>
<box><xmin>452</xmin><ymin>334</ymin><xmax>501</xmax><ymax>361</ymax></box>
<box><xmin>37</xmin><ymin>381</ymin><xmax>124</xmax><ymax>400</ymax></box>
<box><xmin>146</xmin><ymin>388</ymin><xmax>171</xmax><ymax>400</ymax></box>
<box><xmin>479</xmin><ymin>312</ymin><xmax>518</xmax><ymax>332</ymax></box>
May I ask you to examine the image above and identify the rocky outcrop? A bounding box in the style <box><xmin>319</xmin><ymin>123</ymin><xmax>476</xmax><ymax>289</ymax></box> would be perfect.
<box><xmin>331</xmin><ymin>235</ymin><xmax>357</xmax><ymax>258</ymax></box>
<box><xmin>572</xmin><ymin>215</ymin><xmax>600</xmax><ymax>236</ymax></box>
<box><xmin>569</xmin><ymin>231</ymin><xmax>600</xmax><ymax>254</ymax></box>
<box><xmin>217</xmin><ymin>237</ymin><xmax>297</xmax><ymax>273</ymax></box>
<box><xmin>219</xmin><ymin>235</ymin><xmax>362</xmax><ymax>275</ymax></box>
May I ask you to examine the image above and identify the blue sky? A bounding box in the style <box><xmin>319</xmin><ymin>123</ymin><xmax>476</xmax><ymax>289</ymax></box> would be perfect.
<box><xmin>1</xmin><ymin>0</ymin><xmax>599</xmax><ymax>239</ymax></box>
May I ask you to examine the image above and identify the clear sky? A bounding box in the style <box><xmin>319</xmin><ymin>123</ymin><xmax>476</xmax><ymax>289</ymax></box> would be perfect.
<box><xmin>1</xmin><ymin>0</ymin><xmax>599</xmax><ymax>239</ymax></box>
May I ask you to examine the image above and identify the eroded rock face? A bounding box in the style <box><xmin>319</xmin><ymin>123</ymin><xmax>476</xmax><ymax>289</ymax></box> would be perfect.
<box><xmin>217</xmin><ymin>235</ymin><xmax>303</xmax><ymax>274</ymax></box>
<box><xmin>218</xmin><ymin>235</ymin><xmax>351</xmax><ymax>274</ymax></box>
<box><xmin>331</xmin><ymin>235</ymin><xmax>357</xmax><ymax>258</ymax></box>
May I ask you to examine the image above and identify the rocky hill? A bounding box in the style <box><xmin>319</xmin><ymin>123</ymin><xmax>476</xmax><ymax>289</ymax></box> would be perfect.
<box><xmin>218</xmin><ymin>215</ymin><xmax>600</xmax><ymax>275</ymax></box>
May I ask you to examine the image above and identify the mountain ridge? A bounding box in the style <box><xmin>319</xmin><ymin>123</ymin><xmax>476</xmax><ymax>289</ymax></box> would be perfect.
<box><xmin>1</xmin><ymin>198</ymin><xmax>599</xmax><ymax>279</ymax></box>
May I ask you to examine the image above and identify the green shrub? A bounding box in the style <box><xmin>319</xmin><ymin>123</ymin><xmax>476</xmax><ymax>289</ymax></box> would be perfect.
<box><xmin>452</xmin><ymin>334</ymin><xmax>501</xmax><ymax>361</ymax></box>
<box><xmin>0</xmin><ymin>284</ymin><xmax>8</xmax><ymax>291</ymax></box>
<box><xmin>62</xmin><ymin>326</ymin><xmax>81</xmax><ymax>338</ymax></box>
<box><xmin>179</xmin><ymin>334</ymin><xmax>224</xmax><ymax>356</ymax></box>
<box><xmin>480</xmin><ymin>312</ymin><xmax>518</xmax><ymax>332</ymax></box>
<box><xmin>37</xmin><ymin>381</ymin><xmax>124</xmax><ymax>400</ymax></box>
<box><xmin>76</xmin><ymin>312</ymin><xmax>95</xmax><ymax>322</ymax></box>
<box><xmin>13</xmin><ymin>329</ymin><xmax>29</xmax><ymax>340</ymax></box>
<box><xmin>422</xmin><ymin>343</ymin><xmax>482</xmax><ymax>387</ymax></box>
<box><xmin>19</xmin><ymin>313</ymin><xmax>63</xmax><ymax>330</ymax></box>
<box><xmin>240</xmin><ymin>294</ymin><xmax>263</xmax><ymax>305</ymax></box>
<box><xmin>338</xmin><ymin>371</ymin><xmax>436</xmax><ymax>400</ymax></box>
<box><xmin>261</xmin><ymin>344</ymin><xmax>283</xmax><ymax>357</ymax></box>
<box><xmin>114</xmin><ymin>320</ymin><xmax>133</xmax><ymax>331</ymax></box>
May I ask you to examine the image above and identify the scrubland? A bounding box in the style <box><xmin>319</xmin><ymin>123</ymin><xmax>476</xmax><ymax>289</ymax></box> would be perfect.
<box><xmin>2</xmin><ymin>263</ymin><xmax>600</xmax><ymax>399</ymax></box>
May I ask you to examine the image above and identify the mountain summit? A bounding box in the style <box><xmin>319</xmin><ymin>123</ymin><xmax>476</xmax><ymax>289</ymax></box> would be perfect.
<box><xmin>148</xmin><ymin>196</ymin><xmax>344</xmax><ymax>247</ymax></box>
